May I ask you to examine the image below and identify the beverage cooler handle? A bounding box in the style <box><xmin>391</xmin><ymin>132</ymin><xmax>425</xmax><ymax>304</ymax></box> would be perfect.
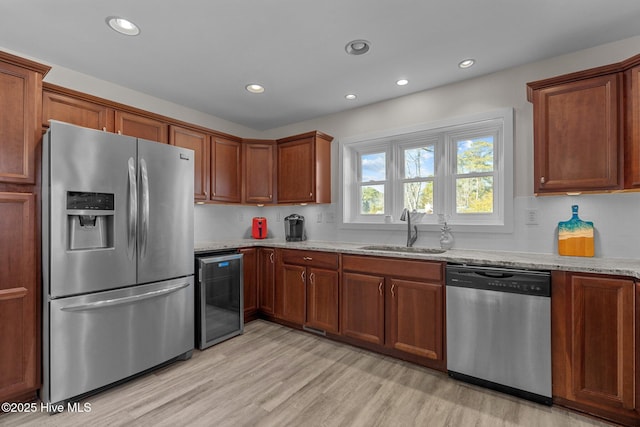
<box><xmin>140</xmin><ymin>158</ymin><xmax>150</xmax><ymax>257</ymax></box>
<box><xmin>127</xmin><ymin>157</ymin><xmax>137</xmax><ymax>260</ymax></box>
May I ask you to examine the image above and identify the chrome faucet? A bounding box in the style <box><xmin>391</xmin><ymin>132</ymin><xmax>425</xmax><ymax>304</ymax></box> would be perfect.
<box><xmin>400</xmin><ymin>208</ymin><xmax>418</xmax><ymax>247</ymax></box>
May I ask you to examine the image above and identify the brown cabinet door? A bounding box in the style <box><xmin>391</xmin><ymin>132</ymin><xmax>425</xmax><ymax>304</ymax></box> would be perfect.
<box><xmin>115</xmin><ymin>111</ymin><xmax>168</xmax><ymax>144</ymax></box>
<box><xmin>625</xmin><ymin>65</ymin><xmax>640</xmax><ymax>188</ymax></box>
<box><xmin>258</xmin><ymin>248</ymin><xmax>275</xmax><ymax>315</ymax></box>
<box><xmin>0</xmin><ymin>193</ymin><xmax>37</xmax><ymax>401</ymax></box>
<box><xmin>0</xmin><ymin>62</ymin><xmax>40</xmax><ymax>184</ymax></box>
<box><xmin>277</xmin><ymin>137</ymin><xmax>315</xmax><ymax>203</ymax></box>
<box><xmin>341</xmin><ymin>272</ymin><xmax>385</xmax><ymax>346</ymax></box>
<box><xmin>305</xmin><ymin>267</ymin><xmax>339</xmax><ymax>333</ymax></box>
<box><xmin>211</xmin><ymin>137</ymin><xmax>241</xmax><ymax>203</ymax></box>
<box><xmin>42</xmin><ymin>90</ymin><xmax>114</xmax><ymax>132</ymax></box>
<box><xmin>276</xmin><ymin>264</ymin><xmax>306</xmax><ymax>325</ymax></box>
<box><xmin>243</xmin><ymin>141</ymin><xmax>275</xmax><ymax>204</ymax></box>
<box><xmin>552</xmin><ymin>271</ymin><xmax>635</xmax><ymax>418</ymax></box>
<box><xmin>239</xmin><ymin>248</ymin><xmax>258</xmax><ymax>322</ymax></box>
<box><xmin>387</xmin><ymin>278</ymin><xmax>443</xmax><ymax>360</ymax></box>
<box><xmin>533</xmin><ymin>74</ymin><xmax>621</xmax><ymax>193</ymax></box>
<box><xmin>170</xmin><ymin>125</ymin><xmax>210</xmax><ymax>200</ymax></box>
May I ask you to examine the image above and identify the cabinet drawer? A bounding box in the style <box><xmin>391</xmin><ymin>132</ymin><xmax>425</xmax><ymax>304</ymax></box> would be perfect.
<box><xmin>342</xmin><ymin>255</ymin><xmax>442</xmax><ymax>282</ymax></box>
<box><xmin>280</xmin><ymin>249</ymin><xmax>339</xmax><ymax>270</ymax></box>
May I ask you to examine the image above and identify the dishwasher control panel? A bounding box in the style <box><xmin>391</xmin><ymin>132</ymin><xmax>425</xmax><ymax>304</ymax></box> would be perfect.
<box><xmin>446</xmin><ymin>264</ymin><xmax>551</xmax><ymax>297</ymax></box>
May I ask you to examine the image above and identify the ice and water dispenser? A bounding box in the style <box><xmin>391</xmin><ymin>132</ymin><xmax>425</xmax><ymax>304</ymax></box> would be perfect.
<box><xmin>66</xmin><ymin>191</ymin><xmax>115</xmax><ymax>250</ymax></box>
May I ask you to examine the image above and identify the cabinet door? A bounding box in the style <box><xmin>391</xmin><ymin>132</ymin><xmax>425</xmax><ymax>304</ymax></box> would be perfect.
<box><xmin>239</xmin><ymin>248</ymin><xmax>258</xmax><ymax>322</ymax></box>
<box><xmin>42</xmin><ymin>90</ymin><xmax>114</xmax><ymax>132</ymax></box>
<box><xmin>243</xmin><ymin>141</ymin><xmax>275</xmax><ymax>204</ymax></box>
<box><xmin>306</xmin><ymin>267</ymin><xmax>339</xmax><ymax>333</ymax></box>
<box><xmin>115</xmin><ymin>111</ymin><xmax>168</xmax><ymax>144</ymax></box>
<box><xmin>552</xmin><ymin>272</ymin><xmax>635</xmax><ymax>416</ymax></box>
<box><xmin>387</xmin><ymin>278</ymin><xmax>443</xmax><ymax>360</ymax></box>
<box><xmin>341</xmin><ymin>272</ymin><xmax>385</xmax><ymax>345</ymax></box>
<box><xmin>533</xmin><ymin>74</ymin><xmax>621</xmax><ymax>193</ymax></box>
<box><xmin>276</xmin><ymin>264</ymin><xmax>306</xmax><ymax>324</ymax></box>
<box><xmin>170</xmin><ymin>126</ymin><xmax>210</xmax><ymax>200</ymax></box>
<box><xmin>277</xmin><ymin>137</ymin><xmax>314</xmax><ymax>203</ymax></box>
<box><xmin>625</xmin><ymin>65</ymin><xmax>640</xmax><ymax>188</ymax></box>
<box><xmin>0</xmin><ymin>62</ymin><xmax>40</xmax><ymax>184</ymax></box>
<box><xmin>0</xmin><ymin>193</ymin><xmax>37</xmax><ymax>401</ymax></box>
<box><xmin>211</xmin><ymin>137</ymin><xmax>241</xmax><ymax>203</ymax></box>
<box><xmin>258</xmin><ymin>248</ymin><xmax>275</xmax><ymax>315</ymax></box>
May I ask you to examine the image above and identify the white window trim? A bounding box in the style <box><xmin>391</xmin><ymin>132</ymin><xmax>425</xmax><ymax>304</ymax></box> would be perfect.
<box><xmin>338</xmin><ymin>108</ymin><xmax>514</xmax><ymax>233</ymax></box>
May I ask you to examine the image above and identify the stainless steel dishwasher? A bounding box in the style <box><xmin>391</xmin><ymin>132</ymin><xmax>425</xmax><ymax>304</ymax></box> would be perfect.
<box><xmin>446</xmin><ymin>264</ymin><xmax>552</xmax><ymax>405</ymax></box>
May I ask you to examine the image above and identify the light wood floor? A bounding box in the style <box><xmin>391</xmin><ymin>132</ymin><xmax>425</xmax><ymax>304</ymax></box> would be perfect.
<box><xmin>1</xmin><ymin>320</ymin><xmax>610</xmax><ymax>427</ymax></box>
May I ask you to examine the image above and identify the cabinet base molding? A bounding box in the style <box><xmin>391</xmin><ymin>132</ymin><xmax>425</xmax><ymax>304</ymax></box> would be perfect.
<box><xmin>553</xmin><ymin>396</ymin><xmax>640</xmax><ymax>427</ymax></box>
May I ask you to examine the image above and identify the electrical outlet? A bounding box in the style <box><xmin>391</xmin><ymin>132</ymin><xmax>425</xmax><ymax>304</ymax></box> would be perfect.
<box><xmin>239</xmin><ymin>212</ymin><xmax>244</xmax><ymax>222</ymax></box>
<box><xmin>276</xmin><ymin>212</ymin><xmax>282</xmax><ymax>222</ymax></box>
<box><xmin>317</xmin><ymin>212</ymin><xmax>323</xmax><ymax>223</ymax></box>
<box><xmin>525</xmin><ymin>209</ymin><xmax>538</xmax><ymax>225</ymax></box>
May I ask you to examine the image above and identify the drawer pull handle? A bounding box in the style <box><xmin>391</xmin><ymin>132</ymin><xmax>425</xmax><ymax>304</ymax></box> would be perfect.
<box><xmin>540</xmin><ymin>176</ymin><xmax>545</xmax><ymax>184</ymax></box>
<box><xmin>301</xmin><ymin>270</ymin><xmax>306</xmax><ymax>283</ymax></box>
<box><xmin>391</xmin><ymin>283</ymin><xmax>396</xmax><ymax>297</ymax></box>
<box><xmin>378</xmin><ymin>281</ymin><xmax>383</xmax><ymax>296</ymax></box>
<box><xmin>310</xmin><ymin>273</ymin><xmax>315</xmax><ymax>285</ymax></box>
<box><xmin>270</xmin><ymin>252</ymin><xmax>274</xmax><ymax>263</ymax></box>
<box><xmin>303</xmin><ymin>256</ymin><xmax>313</xmax><ymax>261</ymax></box>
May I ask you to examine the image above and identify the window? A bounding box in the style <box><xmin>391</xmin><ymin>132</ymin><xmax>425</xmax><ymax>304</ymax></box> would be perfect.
<box><xmin>340</xmin><ymin>109</ymin><xmax>513</xmax><ymax>232</ymax></box>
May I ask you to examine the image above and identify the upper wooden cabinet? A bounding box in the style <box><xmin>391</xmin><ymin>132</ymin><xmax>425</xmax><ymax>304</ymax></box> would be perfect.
<box><xmin>528</xmin><ymin>74</ymin><xmax>622</xmax><ymax>193</ymax></box>
<box><xmin>277</xmin><ymin>131</ymin><xmax>333</xmax><ymax>204</ymax></box>
<box><xmin>42</xmin><ymin>86</ymin><xmax>114</xmax><ymax>131</ymax></box>
<box><xmin>0</xmin><ymin>52</ymin><xmax>49</xmax><ymax>185</ymax></box>
<box><xmin>552</xmin><ymin>271</ymin><xmax>637</xmax><ymax>426</ymax></box>
<box><xmin>527</xmin><ymin>52</ymin><xmax>640</xmax><ymax>194</ymax></box>
<box><xmin>625</xmin><ymin>63</ymin><xmax>640</xmax><ymax>188</ymax></box>
<box><xmin>115</xmin><ymin>111</ymin><xmax>168</xmax><ymax>144</ymax></box>
<box><xmin>243</xmin><ymin>139</ymin><xmax>276</xmax><ymax>204</ymax></box>
<box><xmin>170</xmin><ymin>125</ymin><xmax>210</xmax><ymax>200</ymax></box>
<box><xmin>211</xmin><ymin>136</ymin><xmax>242</xmax><ymax>203</ymax></box>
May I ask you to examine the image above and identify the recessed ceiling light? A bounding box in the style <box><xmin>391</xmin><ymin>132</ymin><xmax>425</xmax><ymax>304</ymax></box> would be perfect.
<box><xmin>345</xmin><ymin>94</ymin><xmax>357</xmax><ymax>100</ymax></box>
<box><xmin>396</xmin><ymin>79</ymin><xmax>409</xmax><ymax>86</ymax></box>
<box><xmin>345</xmin><ymin>39</ymin><xmax>371</xmax><ymax>56</ymax></box>
<box><xmin>458</xmin><ymin>59</ymin><xmax>475</xmax><ymax>69</ymax></box>
<box><xmin>106</xmin><ymin>16</ymin><xmax>140</xmax><ymax>36</ymax></box>
<box><xmin>245</xmin><ymin>84</ymin><xmax>265</xmax><ymax>94</ymax></box>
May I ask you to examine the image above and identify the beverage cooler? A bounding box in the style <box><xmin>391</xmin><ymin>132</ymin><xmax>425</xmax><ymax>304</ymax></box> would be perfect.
<box><xmin>195</xmin><ymin>252</ymin><xmax>244</xmax><ymax>349</ymax></box>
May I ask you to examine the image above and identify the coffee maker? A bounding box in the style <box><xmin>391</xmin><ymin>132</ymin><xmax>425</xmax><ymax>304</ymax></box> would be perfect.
<box><xmin>284</xmin><ymin>214</ymin><xmax>306</xmax><ymax>241</ymax></box>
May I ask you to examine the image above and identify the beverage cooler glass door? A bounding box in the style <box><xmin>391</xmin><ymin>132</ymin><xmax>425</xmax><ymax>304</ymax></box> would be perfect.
<box><xmin>45</xmin><ymin>121</ymin><xmax>137</xmax><ymax>298</ymax></box>
<box><xmin>197</xmin><ymin>253</ymin><xmax>244</xmax><ymax>349</ymax></box>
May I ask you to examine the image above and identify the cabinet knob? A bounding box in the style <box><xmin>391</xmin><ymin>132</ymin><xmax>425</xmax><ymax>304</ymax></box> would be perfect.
<box><xmin>269</xmin><ymin>194</ymin><xmax>272</xmax><ymax>199</ymax></box>
<box><xmin>102</xmin><ymin>127</ymin><xmax>107</xmax><ymax>132</ymax></box>
<box><xmin>309</xmin><ymin>192</ymin><xmax>313</xmax><ymax>197</ymax></box>
<box><xmin>540</xmin><ymin>176</ymin><xmax>545</xmax><ymax>184</ymax></box>
<box><xmin>117</xmin><ymin>130</ymin><xmax>122</xmax><ymax>135</ymax></box>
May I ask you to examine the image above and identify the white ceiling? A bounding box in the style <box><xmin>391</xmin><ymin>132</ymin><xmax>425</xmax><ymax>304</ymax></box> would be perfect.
<box><xmin>2</xmin><ymin>1</ymin><xmax>640</xmax><ymax>131</ymax></box>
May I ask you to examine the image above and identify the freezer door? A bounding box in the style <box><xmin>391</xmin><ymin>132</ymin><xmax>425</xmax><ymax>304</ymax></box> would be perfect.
<box><xmin>137</xmin><ymin>139</ymin><xmax>194</xmax><ymax>284</ymax></box>
<box><xmin>44</xmin><ymin>121</ymin><xmax>137</xmax><ymax>297</ymax></box>
<box><xmin>43</xmin><ymin>277</ymin><xmax>194</xmax><ymax>404</ymax></box>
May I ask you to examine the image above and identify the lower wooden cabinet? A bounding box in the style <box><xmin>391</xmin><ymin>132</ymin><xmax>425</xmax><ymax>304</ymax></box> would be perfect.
<box><xmin>258</xmin><ymin>248</ymin><xmax>275</xmax><ymax>315</ymax></box>
<box><xmin>239</xmin><ymin>248</ymin><xmax>258</xmax><ymax>322</ymax></box>
<box><xmin>275</xmin><ymin>249</ymin><xmax>340</xmax><ymax>333</ymax></box>
<box><xmin>341</xmin><ymin>272</ymin><xmax>385</xmax><ymax>346</ymax></box>
<box><xmin>552</xmin><ymin>271</ymin><xmax>638</xmax><ymax>425</ymax></box>
<box><xmin>0</xmin><ymin>193</ymin><xmax>38</xmax><ymax>402</ymax></box>
<box><xmin>341</xmin><ymin>255</ymin><xmax>445</xmax><ymax>369</ymax></box>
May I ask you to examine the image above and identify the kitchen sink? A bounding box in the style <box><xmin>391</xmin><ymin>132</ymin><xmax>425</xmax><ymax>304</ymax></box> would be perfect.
<box><xmin>359</xmin><ymin>245</ymin><xmax>446</xmax><ymax>254</ymax></box>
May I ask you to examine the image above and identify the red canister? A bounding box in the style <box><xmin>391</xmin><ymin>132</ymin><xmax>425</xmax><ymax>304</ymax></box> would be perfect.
<box><xmin>252</xmin><ymin>217</ymin><xmax>267</xmax><ymax>239</ymax></box>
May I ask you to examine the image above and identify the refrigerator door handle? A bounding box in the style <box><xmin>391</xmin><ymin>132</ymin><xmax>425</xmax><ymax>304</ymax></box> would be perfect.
<box><xmin>127</xmin><ymin>157</ymin><xmax>137</xmax><ymax>260</ymax></box>
<box><xmin>140</xmin><ymin>158</ymin><xmax>150</xmax><ymax>258</ymax></box>
<box><xmin>60</xmin><ymin>282</ymin><xmax>190</xmax><ymax>312</ymax></box>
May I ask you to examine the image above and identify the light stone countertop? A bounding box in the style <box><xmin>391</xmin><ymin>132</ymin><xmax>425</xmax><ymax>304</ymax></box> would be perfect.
<box><xmin>195</xmin><ymin>239</ymin><xmax>640</xmax><ymax>279</ymax></box>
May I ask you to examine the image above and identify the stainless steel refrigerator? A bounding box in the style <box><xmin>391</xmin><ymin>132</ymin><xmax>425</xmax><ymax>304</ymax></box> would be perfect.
<box><xmin>41</xmin><ymin>121</ymin><xmax>195</xmax><ymax>405</ymax></box>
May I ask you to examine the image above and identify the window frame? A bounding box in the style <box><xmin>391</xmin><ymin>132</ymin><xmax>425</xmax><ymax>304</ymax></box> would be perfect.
<box><xmin>339</xmin><ymin>108</ymin><xmax>514</xmax><ymax>233</ymax></box>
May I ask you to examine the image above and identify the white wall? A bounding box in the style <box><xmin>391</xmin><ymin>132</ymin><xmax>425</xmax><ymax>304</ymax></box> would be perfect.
<box><xmin>5</xmin><ymin>39</ymin><xmax>640</xmax><ymax>259</ymax></box>
<box><xmin>197</xmin><ymin>35</ymin><xmax>640</xmax><ymax>259</ymax></box>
